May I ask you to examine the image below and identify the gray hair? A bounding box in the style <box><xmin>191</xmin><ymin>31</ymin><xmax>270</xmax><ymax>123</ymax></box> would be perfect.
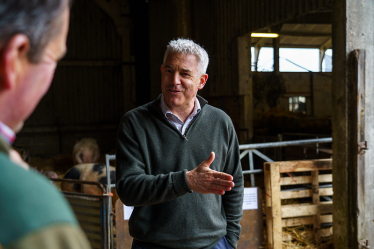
<box><xmin>163</xmin><ymin>38</ymin><xmax>209</xmax><ymax>75</ymax></box>
<box><xmin>0</xmin><ymin>0</ymin><xmax>72</xmax><ymax>63</ymax></box>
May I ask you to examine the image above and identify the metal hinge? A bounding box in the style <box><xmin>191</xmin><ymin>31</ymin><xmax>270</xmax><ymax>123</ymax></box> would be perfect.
<box><xmin>359</xmin><ymin>239</ymin><xmax>370</xmax><ymax>249</ymax></box>
<box><xmin>358</xmin><ymin>141</ymin><xmax>368</xmax><ymax>154</ymax></box>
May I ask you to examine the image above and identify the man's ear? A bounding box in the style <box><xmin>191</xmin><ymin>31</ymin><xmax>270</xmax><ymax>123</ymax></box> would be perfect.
<box><xmin>160</xmin><ymin>64</ymin><xmax>164</xmax><ymax>73</ymax></box>
<box><xmin>198</xmin><ymin>74</ymin><xmax>208</xmax><ymax>90</ymax></box>
<box><xmin>0</xmin><ymin>34</ymin><xmax>30</xmax><ymax>90</ymax></box>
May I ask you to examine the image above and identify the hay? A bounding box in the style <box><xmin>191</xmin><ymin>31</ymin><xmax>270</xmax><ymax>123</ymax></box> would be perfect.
<box><xmin>261</xmin><ymin>195</ymin><xmax>333</xmax><ymax>249</ymax></box>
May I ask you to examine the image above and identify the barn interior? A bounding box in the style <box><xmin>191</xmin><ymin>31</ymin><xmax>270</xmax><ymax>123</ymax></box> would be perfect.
<box><xmin>12</xmin><ymin>0</ymin><xmax>374</xmax><ymax>249</ymax></box>
<box><xmin>14</xmin><ymin>0</ymin><xmax>333</xmax><ymax>164</ymax></box>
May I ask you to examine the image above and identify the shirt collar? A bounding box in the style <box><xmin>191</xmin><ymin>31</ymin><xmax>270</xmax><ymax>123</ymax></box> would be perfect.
<box><xmin>160</xmin><ymin>95</ymin><xmax>201</xmax><ymax>119</ymax></box>
<box><xmin>0</xmin><ymin>121</ymin><xmax>15</xmax><ymax>145</ymax></box>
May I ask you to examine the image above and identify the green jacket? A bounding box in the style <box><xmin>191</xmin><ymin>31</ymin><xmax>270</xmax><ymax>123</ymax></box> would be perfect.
<box><xmin>116</xmin><ymin>95</ymin><xmax>244</xmax><ymax>249</ymax></box>
<box><xmin>0</xmin><ymin>137</ymin><xmax>91</xmax><ymax>249</ymax></box>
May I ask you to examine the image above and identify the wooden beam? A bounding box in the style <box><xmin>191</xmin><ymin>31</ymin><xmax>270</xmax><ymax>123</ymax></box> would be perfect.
<box><xmin>280</xmin><ymin>187</ymin><xmax>333</xmax><ymax>199</ymax></box>
<box><xmin>279</xmin><ymin>31</ymin><xmax>331</xmax><ymax>37</ymax></box>
<box><xmin>264</xmin><ymin>164</ymin><xmax>273</xmax><ymax>247</ymax></box>
<box><xmin>312</xmin><ymin>170</ymin><xmax>321</xmax><ymax>245</ymax></box>
<box><xmin>282</xmin><ymin>214</ymin><xmax>332</xmax><ymax>227</ymax></box>
<box><xmin>270</xmin><ymin>163</ymin><xmax>282</xmax><ymax>249</ymax></box>
<box><xmin>277</xmin><ymin>159</ymin><xmax>332</xmax><ymax>173</ymax></box>
<box><xmin>280</xmin><ymin>174</ymin><xmax>332</xmax><ymax>185</ymax></box>
<box><xmin>281</xmin><ymin>202</ymin><xmax>332</xmax><ymax>218</ymax></box>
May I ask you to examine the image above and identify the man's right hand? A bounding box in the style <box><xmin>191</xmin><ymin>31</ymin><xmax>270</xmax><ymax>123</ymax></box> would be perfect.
<box><xmin>186</xmin><ymin>152</ymin><xmax>234</xmax><ymax>195</ymax></box>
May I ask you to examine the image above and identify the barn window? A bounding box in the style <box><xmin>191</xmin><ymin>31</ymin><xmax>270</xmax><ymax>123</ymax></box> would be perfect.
<box><xmin>322</xmin><ymin>49</ymin><xmax>332</xmax><ymax>72</ymax></box>
<box><xmin>289</xmin><ymin>96</ymin><xmax>306</xmax><ymax>114</ymax></box>
<box><xmin>279</xmin><ymin>48</ymin><xmax>319</xmax><ymax>72</ymax></box>
<box><xmin>251</xmin><ymin>47</ymin><xmax>331</xmax><ymax>72</ymax></box>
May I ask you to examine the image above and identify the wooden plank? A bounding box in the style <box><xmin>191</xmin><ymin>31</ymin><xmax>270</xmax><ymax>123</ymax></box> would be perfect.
<box><xmin>115</xmin><ymin>199</ymin><xmax>133</xmax><ymax>249</ymax></box>
<box><xmin>280</xmin><ymin>188</ymin><xmax>333</xmax><ymax>199</ymax></box>
<box><xmin>237</xmin><ymin>188</ymin><xmax>264</xmax><ymax>249</ymax></box>
<box><xmin>278</xmin><ymin>159</ymin><xmax>332</xmax><ymax>173</ymax></box>
<box><xmin>280</xmin><ymin>189</ymin><xmax>312</xmax><ymax>199</ymax></box>
<box><xmin>264</xmin><ymin>164</ymin><xmax>273</xmax><ymax>247</ymax></box>
<box><xmin>270</xmin><ymin>163</ymin><xmax>282</xmax><ymax>249</ymax></box>
<box><xmin>312</xmin><ymin>170</ymin><xmax>320</xmax><ymax>204</ymax></box>
<box><xmin>282</xmin><ymin>227</ymin><xmax>333</xmax><ymax>241</ymax></box>
<box><xmin>312</xmin><ymin>170</ymin><xmax>321</xmax><ymax>245</ymax></box>
<box><xmin>280</xmin><ymin>174</ymin><xmax>332</xmax><ymax>185</ymax></box>
<box><xmin>281</xmin><ymin>202</ymin><xmax>332</xmax><ymax>218</ymax></box>
<box><xmin>282</xmin><ymin>214</ymin><xmax>333</xmax><ymax>227</ymax></box>
<box><xmin>354</xmin><ymin>49</ymin><xmax>367</xmax><ymax>247</ymax></box>
<box><xmin>320</xmin><ymin>188</ymin><xmax>333</xmax><ymax>196</ymax></box>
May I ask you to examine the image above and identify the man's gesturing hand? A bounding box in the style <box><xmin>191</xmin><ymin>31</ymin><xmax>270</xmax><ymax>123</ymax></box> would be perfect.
<box><xmin>186</xmin><ymin>152</ymin><xmax>234</xmax><ymax>195</ymax></box>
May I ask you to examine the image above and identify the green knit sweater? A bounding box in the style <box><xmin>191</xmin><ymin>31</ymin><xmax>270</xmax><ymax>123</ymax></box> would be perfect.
<box><xmin>116</xmin><ymin>95</ymin><xmax>244</xmax><ymax>249</ymax></box>
<box><xmin>0</xmin><ymin>137</ymin><xmax>91</xmax><ymax>249</ymax></box>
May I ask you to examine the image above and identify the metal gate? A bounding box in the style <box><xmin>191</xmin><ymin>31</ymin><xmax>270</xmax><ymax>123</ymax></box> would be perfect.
<box><xmin>52</xmin><ymin>179</ymin><xmax>114</xmax><ymax>249</ymax></box>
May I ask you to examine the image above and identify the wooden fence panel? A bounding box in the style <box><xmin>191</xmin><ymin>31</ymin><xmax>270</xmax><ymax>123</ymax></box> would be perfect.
<box><xmin>264</xmin><ymin>159</ymin><xmax>333</xmax><ymax>248</ymax></box>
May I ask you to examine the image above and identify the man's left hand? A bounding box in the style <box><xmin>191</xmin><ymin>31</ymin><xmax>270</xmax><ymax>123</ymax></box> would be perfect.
<box><xmin>186</xmin><ymin>152</ymin><xmax>234</xmax><ymax>195</ymax></box>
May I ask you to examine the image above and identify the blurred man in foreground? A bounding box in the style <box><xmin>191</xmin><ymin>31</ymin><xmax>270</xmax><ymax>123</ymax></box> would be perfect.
<box><xmin>0</xmin><ymin>1</ymin><xmax>91</xmax><ymax>248</ymax></box>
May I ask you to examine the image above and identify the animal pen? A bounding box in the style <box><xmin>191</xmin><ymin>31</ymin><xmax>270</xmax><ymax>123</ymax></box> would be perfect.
<box><xmin>51</xmin><ymin>137</ymin><xmax>333</xmax><ymax>249</ymax></box>
<box><xmin>52</xmin><ymin>178</ymin><xmax>115</xmax><ymax>249</ymax></box>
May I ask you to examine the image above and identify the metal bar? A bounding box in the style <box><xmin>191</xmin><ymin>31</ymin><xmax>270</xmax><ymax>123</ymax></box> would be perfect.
<box><xmin>242</xmin><ymin>169</ymin><xmax>263</xmax><ymax>175</ymax></box>
<box><xmin>240</xmin><ymin>150</ymin><xmax>249</xmax><ymax>160</ymax></box>
<box><xmin>105</xmin><ymin>155</ymin><xmax>112</xmax><ymax>194</ymax></box>
<box><xmin>278</xmin><ymin>134</ymin><xmax>283</xmax><ymax>161</ymax></box>
<box><xmin>105</xmin><ymin>154</ymin><xmax>116</xmax><ymax>249</ymax></box>
<box><xmin>239</xmin><ymin>137</ymin><xmax>332</xmax><ymax>150</ymax></box>
<box><xmin>252</xmin><ymin>149</ymin><xmax>274</xmax><ymax>162</ymax></box>
<box><xmin>249</xmin><ymin>151</ymin><xmax>255</xmax><ymax>187</ymax></box>
<box><xmin>106</xmin><ymin>154</ymin><xmax>116</xmax><ymax>161</ymax></box>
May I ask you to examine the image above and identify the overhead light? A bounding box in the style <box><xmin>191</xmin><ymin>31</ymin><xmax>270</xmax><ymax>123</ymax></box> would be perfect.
<box><xmin>251</xmin><ymin>33</ymin><xmax>279</xmax><ymax>38</ymax></box>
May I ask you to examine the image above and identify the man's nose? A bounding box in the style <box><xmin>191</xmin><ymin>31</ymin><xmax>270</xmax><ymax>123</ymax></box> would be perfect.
<box><xmin>172</xmin><ymin>73</ymin><xmax>181</xmax><ymax>85</ymax></box>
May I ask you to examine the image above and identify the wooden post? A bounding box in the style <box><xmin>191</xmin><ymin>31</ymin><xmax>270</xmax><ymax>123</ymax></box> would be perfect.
<box><xmin>270</xmin><ymin>163</ymin><xmax>282</xmax><ymax>249</ymax></box>
<box><xmin>349</xmin><ymin>49</ymin><xmax>367</xmax><ymax>247</ymax></box>
<box><xmin>115</xmin><ymin>199</ymin><xmax>133</xmax><ymax>249</ymax></box>
<box><xmin>237</xmin><ymin>36</ymin><xmax>253</xmax><ymax>143</ymax></box>
<box><xmin>333</xmin><ymin>0</ymin><xmax>374</xmax><ymax>247</ymax></box>
<box><xmin>312</xmin><ymin>170</ymin><xmax>321</xmax><ymax>245</ymax></box>
<box><xmin>273</xmin><ymin>37</ymin><xmax>280</xmax><ymax>73</ymax></box>
<box><xmin>264</xmin><ymin>164</ymin><xmax>273</xmax><ymax>247</ymax></box>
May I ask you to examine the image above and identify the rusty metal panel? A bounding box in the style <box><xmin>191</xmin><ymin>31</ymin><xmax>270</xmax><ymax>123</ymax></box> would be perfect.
<box><xmin>64</xmin><ymin>193</ymin><xmax>105</xmax><ymax>249</ymax></box>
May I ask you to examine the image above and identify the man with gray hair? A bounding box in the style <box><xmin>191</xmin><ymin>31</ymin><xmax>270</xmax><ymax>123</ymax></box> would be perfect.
<box><xmin>0</xmin><ymin>1</ymin><xmax>91</xmax><ymax>248</ymax></box>
<box><xmin>116</xmin><ymin>38</ymin><xmax>243</xmax><ymax>249</ymax></box>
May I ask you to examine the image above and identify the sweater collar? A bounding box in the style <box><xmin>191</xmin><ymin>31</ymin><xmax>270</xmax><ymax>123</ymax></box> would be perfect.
<box><xmin>150</xmin><ymin>94</ymin><xmax>208</xmax><ymax>114</ymax></box>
